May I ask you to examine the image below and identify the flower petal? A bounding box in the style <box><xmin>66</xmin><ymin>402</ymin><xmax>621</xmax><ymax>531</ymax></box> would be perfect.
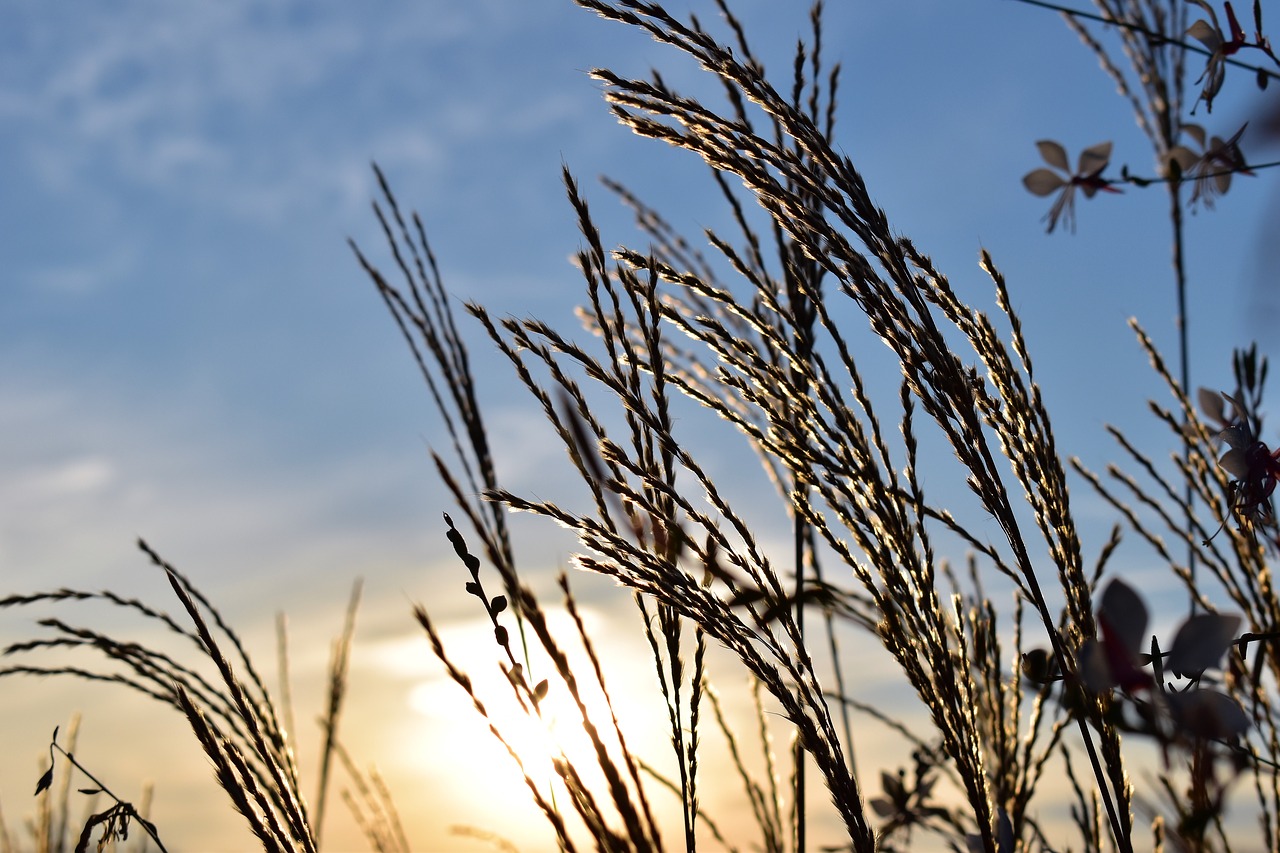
<box><xmin>1168</xmin><ymin>612</ymin><xmax>1242</xmax><ymax>675</ymax></box>
<box><xmin>1167</xmin><ymin>689</ymin><xmax>1251</xmax><ymax>739</ymax></box>
<box><xmin>1098</xmin><ymin>578</ymin><xmax>1148</xmax><ymax>654</ymax></box>
<box><xmin>1187</xmin><ymin>18</ymin><xmax>1224</xmax><ymax>51</ymax></box>
<box><xmin>1181</xmin><ymin>122</ymin><xmax>1208</xmax><ymax>149</ymax></box>
<box><xmin>1168</xmin><ymin>146</ymin><xmax>1199</xmax><ymax>178</ymax></box>
<box><xmin>1078</xmin><ymin>141</ymin><xmax>1113</xmax><ymax>177</ymax></box>
<box><xmin>1022</xmin><ymin>169</ymin><xmax>1067</xmax><ymax>196</ymax></box>
<box><xmin>1036</xmin><ymin>140</ymin><xmax>1070</xmax><ymax>173</ymax></box>
<box><xmin>1198</xmin><ymin>387</ymin><xmax>1226</xmax><ymax>423</ymax></box>
<box><xmin>1219</xmin><ymin>445</ymin><xmax>1251</xmax><ymax>478</ymax></box>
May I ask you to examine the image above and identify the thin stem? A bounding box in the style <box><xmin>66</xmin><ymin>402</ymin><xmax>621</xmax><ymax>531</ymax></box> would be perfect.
<box><xmin>1009</xmin><ymin>0</ymin><xmax>1280</xmax><ymax>81</ymax></box>
<box><xmin>1169</xmin><ymin>177</ymin><xmax>1195</xmax><ymax>612</ymax></box>
<box><xmin>49</xmin><ymin>741</ymin><xmax>169</xmax><ymax>853</ymax></box>
<box><xmin>1122</xmin><ymin>158</ymin><xmax>1280</xmax><ymax>187</ymax></box>
<box><xmin>793</xmin><ymin>494</ymin><xmax>806</xmax><ymax>853</ymax></box>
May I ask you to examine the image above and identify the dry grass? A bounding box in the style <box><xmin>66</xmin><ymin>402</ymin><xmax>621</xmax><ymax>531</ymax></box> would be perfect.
<box><xmin>1</xmin><ymin>715</ymin><xmax>159</xmax><ymax>853</ymax></box>
<box><xmin>1</xmin><ymin>545</ymin><xmax>371</xmax><ymax>852</ymax></box>
<box><xmin>4</xmin><ymin>1</ymin><xmax>1279</xmax><ymax>851</ymax></box>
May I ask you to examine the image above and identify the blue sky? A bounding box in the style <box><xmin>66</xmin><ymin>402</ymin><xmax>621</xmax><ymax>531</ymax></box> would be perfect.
<box><xmin>2</xmin><ymin>1</ymin><xmax>1277</xmax><ymax>849</ymax></box>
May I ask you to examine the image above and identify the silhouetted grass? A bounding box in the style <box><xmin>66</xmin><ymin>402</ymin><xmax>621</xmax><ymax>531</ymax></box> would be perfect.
<box><xmin>5</xmin><ymin>1</ymin><xmax>1280</xmax><ymax>851</ymax></box>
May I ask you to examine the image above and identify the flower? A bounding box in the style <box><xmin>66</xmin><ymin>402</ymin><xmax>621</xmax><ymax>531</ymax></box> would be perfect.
<box><xmin>1080</xmin><ymin>579</ymin><xmax>1249</xmax><ymax>742</ymax></box>
<box><xmin>1218</xmin><ymin>433</ymin><xmax>1280</xmax><ymax>523</ymax></box>
<box><xmin>1201</xmin><ymin>388</ymin><xmax>1280</xmax><ymax>524</ymax></box>
<box><xmin>1079</xmin><ymin>578</ymin><xmax>1154</xmax><ymax>694</ymax></box>
<box><xmin>1170</xmin><ymin>123</ymin><xmax>1252</xmax><ymax>209</ymax></box>
<box><xmin>1022</xmin><ymin>140</ymin><xmax>1121</xmax><ymax>233</ymax></box>
<box><xmin>1187</xmin><ymin>1</ymin><xmax>1249</xmax><ymax>113</ymax></box>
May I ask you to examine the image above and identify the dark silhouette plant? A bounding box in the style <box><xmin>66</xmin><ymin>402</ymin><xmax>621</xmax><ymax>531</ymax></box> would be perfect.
<box><xmin>8</xmin><ymin>2</ymin><xmax>1280</xmax><ymax>851</ymax></box>
<box><xmin>35</xmin><ymin>725</ymin><xmax>168</xmax><ymax>853</ymax></box>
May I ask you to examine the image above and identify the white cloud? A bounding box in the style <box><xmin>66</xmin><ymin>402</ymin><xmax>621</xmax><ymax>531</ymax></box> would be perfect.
<box><xmin>2</xmin><ymin>2</ymin><xmax>609</xmax><ymax>232</ymax></box>
<box><xmin>18</xmin><ymin>455</ymin><xmax>115</xmax><ymax>499</ymax></box>
<box><xmin>0</xmin><ymin>8</ymin><xmax>418</xmax><ymax>208</ymax></box>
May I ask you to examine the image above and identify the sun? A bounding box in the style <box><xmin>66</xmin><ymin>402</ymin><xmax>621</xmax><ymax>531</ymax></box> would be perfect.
<box><xmin>371</xmin><ymin>603</ymin><xmax>673</xmax><ymax>848</ymax></box>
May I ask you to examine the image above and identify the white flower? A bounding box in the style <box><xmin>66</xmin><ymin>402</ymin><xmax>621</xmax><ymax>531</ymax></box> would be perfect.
<box><xmin>1022</xmin><ymin>140</ymin><xmax>1121</xmax><ymax>233</ymax></box>
<box><xmin>1169</xmin><ymin>123</ymin><xmax>1252</xmax><ymax>209</ymax></box>
<box><xmin>1187</xmin><ymin>0</ymin><xmax>1249</xmax><ymax>113</ymax></box>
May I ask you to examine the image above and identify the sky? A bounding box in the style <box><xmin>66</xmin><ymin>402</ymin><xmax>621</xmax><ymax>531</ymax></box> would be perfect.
<box><xmin>1</xmin><ymin>1</ymin><xmax>1277</xmax><ymax>850</ymax></box>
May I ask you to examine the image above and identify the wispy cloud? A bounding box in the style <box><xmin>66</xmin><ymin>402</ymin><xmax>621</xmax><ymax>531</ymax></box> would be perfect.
<box><xmin>1</xmin><ymin>3</ymin><xmax>606</xmax><ymax>230</ymax></box>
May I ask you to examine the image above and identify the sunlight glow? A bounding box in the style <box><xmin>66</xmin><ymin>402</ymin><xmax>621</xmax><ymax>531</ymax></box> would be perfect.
<box><xmin>372</xmin><ymin>604</ymin><xmax>677</xmax><ymax>847</ymax></box>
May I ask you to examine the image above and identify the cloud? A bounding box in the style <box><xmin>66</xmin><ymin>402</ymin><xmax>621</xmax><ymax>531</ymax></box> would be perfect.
<box><xmin>0</xmin><ymin>368</ymin><xmax>432</xmax><ymax>604</ymax></box>
<box><xmin>1</xmin><ymin>3</ymin><xmax>607</xmax><ymax>233</ymax></box>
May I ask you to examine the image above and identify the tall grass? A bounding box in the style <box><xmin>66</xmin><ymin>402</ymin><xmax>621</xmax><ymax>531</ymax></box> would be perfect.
<box><xmin>4</xmin><ymin>0</ymin><xmax>1278</xmax><ymax>851</ymax></box>
<box><xmin>1</xmin><ymin>548</ymin><xmax>365</xmax><ymax>851</ymax></box>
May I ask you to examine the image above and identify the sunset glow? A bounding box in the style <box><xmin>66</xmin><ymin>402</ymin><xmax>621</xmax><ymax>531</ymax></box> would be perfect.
<box><xmin>4</xmin><ymin>0</ymin><xmax>1277</xmax><ymax>850</ymax></box>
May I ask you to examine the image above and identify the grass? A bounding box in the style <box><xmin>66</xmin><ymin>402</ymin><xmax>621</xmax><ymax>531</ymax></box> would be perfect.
<box><xmin>4</xmin><ymin>0</ymin><xmax>1280</xmax><ymax>851</ymax></box>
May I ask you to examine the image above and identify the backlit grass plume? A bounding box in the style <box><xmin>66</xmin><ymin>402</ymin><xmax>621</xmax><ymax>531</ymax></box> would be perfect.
<box><xmin>7</xmin><ymin>1</ymin><xmax>1280</xmax><ymax>851</ymax></box>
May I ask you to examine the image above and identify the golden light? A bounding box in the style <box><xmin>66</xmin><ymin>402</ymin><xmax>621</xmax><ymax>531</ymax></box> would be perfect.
<box><xmin>367</xmin><ymin>603</ymin><xmax>679</xmax><ymax>849</ymax></box>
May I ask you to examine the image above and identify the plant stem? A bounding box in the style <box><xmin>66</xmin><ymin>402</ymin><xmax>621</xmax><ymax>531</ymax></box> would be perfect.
<box><xmin>793</xmin><ymin>495</ymin><xmax>806</xmax><ymax>853</ymax></box>
<box><xmin>1168</xmin><ymin>177</ymin><xmax>1196</xmax><ymax>612</ymax></box>
<box><xmin>1008</xmin><ymin>0</ymin><xmax>1280</xmax><ymax>81</ymax></box>
<box><xmin>50</xmin><ymin>742</ymin><xmax>169</xmax><ymax>853</ymax></box>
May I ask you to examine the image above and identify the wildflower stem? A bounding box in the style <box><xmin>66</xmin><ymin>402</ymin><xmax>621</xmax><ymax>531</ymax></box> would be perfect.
<box><xmin>1124</xmin><ymin>158</ymin><xmax>1280</xmax><ymax>187</ymax></box>
<box><xmin>48</xmin><ymin>739</ymin><xmax>169</xmax><ymax>853</ymax></box>
<box><xmin>1008</xmin><ymin>0</ymin><xmax>1280</xmax><ymax>82</ymax></box>
<box><xmin>1167</xmin><ymin>177</ymin><xmax>1196</xmax><ymax>613</ymax></box>
<box><xmin>793</xmin><ymin>498</ymin><xmax>806</xmax><ymax>853</ymax></box>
